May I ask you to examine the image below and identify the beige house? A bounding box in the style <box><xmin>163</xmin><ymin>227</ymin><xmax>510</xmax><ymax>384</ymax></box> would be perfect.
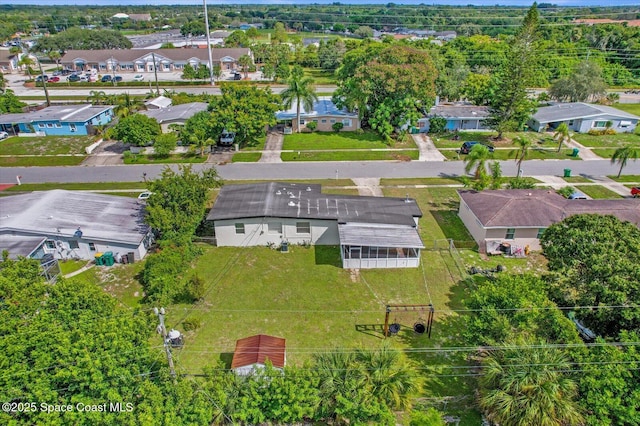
<box><xmin>458</xmin><ymin>189</ymin><xmax>640</xmax><ymax>253</ymax></box>
<box><xmin>276</xmin><ymin>98</ymin><xmax>360</xmax><ymax>132</ymax></box>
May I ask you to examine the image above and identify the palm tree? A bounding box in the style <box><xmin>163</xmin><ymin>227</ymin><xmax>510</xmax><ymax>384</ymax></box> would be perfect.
<box><xmin>464</xmin><ymin>144</ymin><xmax>492</xmax><ymax>180</ymax></box>
<box><xmin>553</xmin><ymin>122</ymin><xmax>571</xmax><ymax>153</ymax></box>
<box><xmin>512</xmin><ymin>136</ymin><xmax>532</xmax><ymax>177</ymax></box>
<box><xmin>237</xmin><ymin>54</ymin><xmax>252</xmax><ymax>80</ymax></box>
<box><xmin>18</xmin><ymin>55</ymin><xmax>34</xmax><ymax>77</ymax></box>
<box><xmin>47</xmin><ymin>50</ymin><xmax>61</xmax><ymax>70</ymax></box>
<box><xmin>356</xmin><ymin>345</ymin><xmax>422</xmax><ymax>411</ymax></box>
<box><xmin>611</xmin><ymin>145</ymin><xmax>639</xmax><ymax>178</ymax></box>
<box><xmin>477</xmin><ymin>340</ymin><xmax>583</xmax><ymax>426</ymax></box>
<box><xmin>87</xmin><ymin>90</ymin><xmax>107</xmax><ymax>105</ymax></box>
<box><xmin>281</xmin><ymin>65</ymin><xmax>318</xmax><ymax>133</ymax></box>
<box><xmin>314</xmin><ymin>350</ymin><xmax>366</xmax><ymax>422</ymax></box>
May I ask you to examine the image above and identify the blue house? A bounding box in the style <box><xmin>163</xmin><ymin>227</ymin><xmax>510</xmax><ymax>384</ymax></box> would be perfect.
<box><xmin>0</xmin><ymin>104</ymin><xmax>115</xmax><ymax>136</ymax></box>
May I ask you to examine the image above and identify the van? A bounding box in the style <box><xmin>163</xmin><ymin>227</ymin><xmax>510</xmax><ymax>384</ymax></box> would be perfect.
<box><xmin>460</xmin><ymin>141</ymin><xmax>494</xmax><ymax>154</ymax></box>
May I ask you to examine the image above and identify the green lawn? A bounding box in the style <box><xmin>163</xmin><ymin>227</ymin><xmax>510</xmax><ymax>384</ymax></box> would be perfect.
<box><xmin>3</xmin><ymin>182</ymin><xmax>148</xmax><ymax>192</ymax></box>
<box><xmin>0</xmin><ymin>135</ymin><xmax>96</xmax><ymax>155</ymax></box>
<box><xmin>231</xmin><ymin>152</ymin><xmax>262</xmax><ymax>162</ymax></box>
<box><xmin>575</xmin><ymin>185</ymin><xmax>623</xmax><ymax>199</ymax></box>
<box><xmin>441</xmin><ymin>148</ymin><xmax>578</xmax><ymax>161</ymax></box>
<box><xmin>572</xmin><ymin>132</ymin><xmax>640</xmax><ymax>148</ymax></box>
<box><xmin>381</xmin><ymin>177</ymin><xmax>464</xmax><ymax>186</ymax></box>
<box><xmin>282</xmin><ymin>150</ymin><xmax>418</xmax><ymax>161</ymax></box>
<box><xmin>0</xmin><ymin>156</ymin><xmax>86</xmax><ymax>167</ymax></box>
<box><xmin>431</xmin><ymin>132</ymin><xmax>556</xmax><ymax>149</ymax></box>
<box><xmin>608</xmin><ymin>175</ymin><xmax>640</xmax><ymax>183</ymax></box>
<box><xmin>563</xmin><ymin>176</ymin><xmax>592</xmax><ymax>183</ymax></box>
<box><xmin>59</xmin><ymin>260</ymin><xmax>89</xmax><ymax>276</ymax></box>
<box><xmin>124</xmin><ymin>153</ymin><xmax>207</xmax><ymax>164</ymax></box>
<box><xmin>612</xmin><ymin>103</ymin><xmax>640</xmax><ymax>117</ymax></box>
<box><xmin>303</xmin><ymin>68</ymin><xmax>337</xmax><ymax>85</ymax></box>
<box><xmin>283</xmin><ymin>131</ymin><xmax>388</xmax><ymax>150</ymax></box>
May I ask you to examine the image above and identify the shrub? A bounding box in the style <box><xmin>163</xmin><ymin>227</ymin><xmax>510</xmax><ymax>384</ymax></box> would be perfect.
<box><xmin>332</xmin><ymin>122</ymin><xmax>344</xmax><ymax>132</ymax></box>
<box><xmin>507</xmin><ymin>177</ymin><xmax>537</xmax><ymax>189</ymax></box>
<box><xmin>306</xmin><ymin>121</ymin><xmax>317</xmax><ymax>131</ymax></box>
<box><xmin>153</xmin><ymin>133</ymin><xmax>177</xmax><ymax>158</ymax></box>
<box><xmin>183</xmin><ymin>317</ymin><xmax>202</xmax><ymax>331</ymax></box>
<box><xmin>187</xmin><ymin>275</ymin><xmax>206</xmax><ymax>301</ymax></box>
<box><xmin>141</xmin><ymin>243</ymin><xmax>201</xmax><ymax>304</ymax></box>
<box><xmin>558</xmin><ymin>186</ymin><xmax>575</xmax><ymax>198</ymax></box>
<box><xmin>428</xmin><ymin>116</ymin><xmax>447</xmax><ymax>134</ymax></box>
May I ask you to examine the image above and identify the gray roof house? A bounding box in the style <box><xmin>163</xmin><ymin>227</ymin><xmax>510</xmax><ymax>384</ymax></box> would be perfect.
<box><xmin>276</xmin><ymin>97</ymin><xmax>360</xmax><ymax>133</ymax></box>
<box><xmin>529</xmin><ymin>102</ymin><xmax>639</xmax><ymax>133</ymax></box>
<box><xmin>140</xmin><ymin>102</ymin><xmax>208</xmax><ymax>132</ymax></box>
<box><xmin>208</xmin><ymin>182</ymin><xmax>424</xmax><ymax>269</ymax></box>
<box><xmin>0</xmin><ymin>104</ymin><xmax>115</xmax><ymax>136</ymax></box>
<box><xmin>458</xmin><ymin>189</ymin><xmax>640</xmax><ymax>253</ymax></box>
<box><xmin>0</xmin><ymin>190</ymin><xmax>154</xmax><ymax>262</ymax></box>
<box><xmin>418</xmin><ymin>104</ymin><xmax>490</xmax><ymax>133</ymax></box>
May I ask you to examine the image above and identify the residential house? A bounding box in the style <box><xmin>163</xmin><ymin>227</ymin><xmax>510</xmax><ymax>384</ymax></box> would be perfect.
<box><xmin>144</xmin><ymin>95</ymin><xmax>172</xmax><ymax>110</ymax></box>
<box><xmin>0</xmin><ymin>104</ymin><xmax>114</xmax><ymax>136</ymax></box>
<box><xmin>276</xmin><ymin>97</ymin><xmax>360</xmax><ymax>132</ymax></box>
<box><xmin>457</xmin><ymin>189</ymin><xmax>640</xmax><ymax>253</ymax></box>
<box><xmin>0</xmin><ymin>190</ymin><xmax>154</xmax><ymax>262</ymax></box>
<box><xmin>231</xmin><ymin>334</ymin><xmax>286</xmax><ymax>376</ymax></box>
<box><xmin>0</xmin><ymin>48</ymin><xmax>18</xmax><ymax>73</ymax></box>
<box><xmin>111</xmin><ymin>13</ymin><xmax>152</xmax><ymax>22</ymax></box>
<box><xmin>418</xmin><ymin>104</ymin><xmax>490</xmax><ymax>133</ymax></box>
<box><xmin>529</xmin><ymin>102</ymin><xmax>639</xmax><ymax>133</ymax></box>
<box><xmin>140</xmin><ymin>102</ymin><xmax>208</xmax><ymax>132</ymax></box>
<box><xmin>208</xmin><ymin>182</ymin><xmax>424</xmax><ymax>269</ymax></box>
<box><xmin>61</xmin><ymin>48</ymin><xmax>252</xmax><ymax>74</ymax></box>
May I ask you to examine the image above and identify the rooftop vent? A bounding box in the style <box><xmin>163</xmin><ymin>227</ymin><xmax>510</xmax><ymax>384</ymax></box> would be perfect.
<box><xmin>276</xmin><ymin>190</ymin><xmax>281</xmax><ymax>195</ymax></box>
<box><xmin>288</xmin><ymin>201</ymin><xmax>296</xmax><ymax>207</ymax></box>
<box><xmin>306</xmin><ymin>187</ymin><xmax>312</xmax><ymax>192</ymax></box>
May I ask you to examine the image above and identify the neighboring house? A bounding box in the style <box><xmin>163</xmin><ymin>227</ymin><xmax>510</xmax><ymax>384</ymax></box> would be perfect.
<box><xmin>61</xmin><ymin>48</ymin><xmax>252</xmax><ymax>73</ymax></box>
<box><xmin>434</xmin><ymin>31</ymin><xmax>457</xmax><ymax>41</ymax></box>
<box><xmin>275</xmin><ymin>97</ymin><xmax>360</xmax><ymax>132</ymax></box>
<box><xmin>0</xmin><ymin>190</ymin><xmax>154</xmax><ymax>262</ymax></box>
<box><xmin>0</xmin><ymin>104</ymin><xmax>114</xmax><ymax>136</ymax></box>
<box><xmin>128</xmin><ymin>13</ymin><xmax>152</xmax><ymax>22</ymax></box>
<box><xmin>144</xmin><ymin>95</ymin><xmax>172</xmax><ymax>110</ymax></box>
<box><xmin>418</xmin><ymin>104</ymin><xmax>490</xmax><ymax>133</ymax></box>
<box><xmin>231</xmin><ymin>334</ymin><xmax>286</xmax><ymax>376</ymax></box>
<box><xmin>0</xmin><ymin>48</ymin><xmax>19</xmax><ymax>73</ymax></box>
<box><xmin>140</xmin><ymin>102</ymin><xmax>208</xmax><ymax>132</ymax></box>
<box><xmin>529</xmin><ymin>102</ymin><xmax>640</xmax><ymax>133</ymax></box>
<box><xmin>208</xmin><ymin>182</ymin><xmax>424</xmax><ymax>269</ymax></box>
<box><xmin>458</xmin><ymin>189</ymin><xmax>640</xmax><ymax>253</ymax></box>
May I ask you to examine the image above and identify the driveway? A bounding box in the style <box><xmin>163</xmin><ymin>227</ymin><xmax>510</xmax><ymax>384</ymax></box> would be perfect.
<box><xmin>411</xmin><ymin>133</ymin><xmax>446</xmax><ymax>161</ymax></box>
<box><xmin>259</xmin><ymin>130</ymin><xmax>283</xmax><ymax>163</ymax></box>
<box><xmin>81</xmin><ymin>140</ymin><xmax>126</xmax><ymax>166</ymax></box>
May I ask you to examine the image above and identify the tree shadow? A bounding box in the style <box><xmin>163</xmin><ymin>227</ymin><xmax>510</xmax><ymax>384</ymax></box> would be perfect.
<box><xmin>220</xmin><ymin>352</ymin><xmax>234</xmax><ymax>369</ymax></box>
<box><xmin>314</xmin><ymin>245</ymin><xmax>342</xmax><ymax>267</ymax></box>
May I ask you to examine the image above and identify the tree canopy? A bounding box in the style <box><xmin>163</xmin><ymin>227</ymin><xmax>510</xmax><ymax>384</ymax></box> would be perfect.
<box><xmin>111</xmin><ymin>113</ymin><xmax>161</xmax><ymax>147</ymax></box>
<box><xmin>0</xmin><ymin>89</ymin><xmax>26</xmax><ymax>114</ymax></box>
<box><xmin>549</xmin><ymin>61</ymin><xmax>607</xmax><ymax>103</ymax></box>
<box><xmin>32</xmin><ymin>27</ymin><xmax>132</xmax><ymax>52</ymax></box>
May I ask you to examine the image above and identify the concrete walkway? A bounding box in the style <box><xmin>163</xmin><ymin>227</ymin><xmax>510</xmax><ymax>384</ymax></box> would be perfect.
<box><xmin>583</xmin><ymin>175</ymin><xmax>633</xmax><ymax>196</ymax></box>
<box><xmin>411</xmin><ymin>133</ymin><xmax>447</xmax><ymax>161</ymax></box>
<box><xmin>352</xmin><ymin>177</ymin><xmax>383</xmax><ymax>196</ymax></box>
<box><xmin>63</xmin><ymin>262</ymin><xmax>94</xmax><ymax>278</ymax></box>
<box><xmin>565</xmin><ymin>138</ymin><xmax>603</xmax><ymax>161</ymax></box>
<box><xmin>259</xmin><ymin>131</ymin><xmax>284</xmax><ymax>163</ymax></box>
<box><xmin>534</xmin><ymin>175</ymin><xmax>569</xmax><ymax>189</ymax></box>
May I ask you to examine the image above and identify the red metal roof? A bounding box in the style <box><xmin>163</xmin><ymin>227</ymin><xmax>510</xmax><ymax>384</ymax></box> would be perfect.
<box><xmin>231</xmin><ymin>334</ymin><xmax>286</xmax><ymax>369</ymax></box>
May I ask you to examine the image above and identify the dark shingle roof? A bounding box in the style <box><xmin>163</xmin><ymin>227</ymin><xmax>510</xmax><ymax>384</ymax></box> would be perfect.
<box><xmin>458</xmin><ymin>189</ymin><xmax>640</xmax><ymax>228</ymax></box>
<box><xmin>208</xmin><ymin>182</ymin><xmax>422</xmax><ymax>227</ymax></box>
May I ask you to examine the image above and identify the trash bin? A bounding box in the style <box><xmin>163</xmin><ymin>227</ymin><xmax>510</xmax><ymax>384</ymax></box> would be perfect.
<box><xmin>571</xmin><ymin>148</ymin><xmax>579</xmax><ymax>157</ymax></box>
<box><xmin>102</xmin><ymin>251</ymin><xmax>114</xmax><ymax>266</ymax></box>
<box><xmin>563</xmin><ymin>168</ymin><xmax>572</xmax><ymax>178</ymax></box>
<box><xmin>94</xmin><ymin>252</ymin><xmax>104</xmax><ymax>266</ymax></box>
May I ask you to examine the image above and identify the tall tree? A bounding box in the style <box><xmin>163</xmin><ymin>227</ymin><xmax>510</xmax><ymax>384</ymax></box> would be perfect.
<box><xmin>464</xmin><ymin>143</ymin><xmax>492</xmax><ymax>180</ymax></box>
<box><xmin>237</xmin><ymin>54</ymin><xmax>253</xmax><ymax>79</ymax></box>
<box><xmin>478</xmin><ymin>340</ymin><xmax>583</xmax><ymax>426</ymax></box>
<box><xmin>281</xmin><ymin>65</ymin><xmax>318</xmax><ymax>133</ymax></box>
<box><xmin>549</xmin><ymin>61</ymin><xmax>607</xmax><ymax>103</ymax></box>
<box><xmin>0</xmin><ymin>89</ymin><xmax>27</xmax><ymax>113</ymax></box>
<box><xmin>553</xmin><ymin>122</ymin><xmax>571</xmax><ymax>152</ymax></box>
<box><xmin>111</xmin><ymin>113</ymin><xmax>161</xmax><ymax>146</ymax></box>
<box><xmin>611</xmin><ymin>145</ymin><xmax>638</xmax><ymax>178</ymax></box>
<box><xmin>487</xmin><ymin>3</ymin><xmax>540</xmax><ymax>138</ymax></box>
<box><xmin>512</xmin><ymin>136</ymin><xmax>532</xmax><ymax>177</ymax></box>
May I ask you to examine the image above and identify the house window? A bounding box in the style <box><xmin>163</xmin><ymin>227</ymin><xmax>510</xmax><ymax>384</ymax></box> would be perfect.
<box><xmin>235</xmin><ymin>223</ymin><xmax>245</xmax><ymax>234</ymax></box>
<box><xmin>300</xmin><ymin>119</ymin><xmax>305</xmax><ymax>125</ymax></box>
<box><xmin>268</xmin><ymin>222</ymin><xmax>282</xmax><ymax>234</ymax></box>
<box><xmin>342</xmin><ymin>119</ymin><xmax>352</xmax><ymax>127</ymax></box>
<box><xmin>69</xmin><ymin>240</ymin><xmax>79</xmax><ymax>249</ymax></box>
<box><xmin>70</xmin><ymin>123</ymin><xmax>77</xmax><ymax>132</ymax></box>
<box><xmin>88</xmin><ymin>243</ymin><xmax>96</xmax><ymax>251</ymax></box>
<box><xmin>55</xmin><ymin>123</ymin><xmax>62</xmax><ymax>128</ymax></box>
<box><xmin>45</xmin><ymin>240</ymin><xmax>56</xmax><ymax>249</ymax></box>
<box><xmin>536</xmin><ymin>228</ymin><xmax>546</xmax><ymax>239</ymax></box>
<box><xmin>505</xmin><ymin>228</ymin><xmax>515</xmax><ymax>239</ymax></box>
<box><xmin>46</xmin><ymin>123</ymin><xmax>53</xmax><ymax>128</ymax></box>
<box><xmin>568</xmin><ymin>120</ymin><xmax>574</xmax><ymax>126</ymax></box>
<box><xmin>321</xmin><ymin>119</ymin><xmax>327</xmax><ymax>123</ymax></box>
<box><xmin>38</xmin><ymin>123</ymin><xmax>45</xmax><ymax>128</ymax></box>
<box><xmin>593</xmin><ymin>121</ymin><xmax>607</xmax><ymax>128</ymax></box>
<box><xmin>330</xmin><ymin>119</ymin><xmax>336</xmax><ymax>123</ymax></box>
<box><xmin>296</xmin><ymin>222</ymin><xmax>311</xmax><ymax>234</ymax></box>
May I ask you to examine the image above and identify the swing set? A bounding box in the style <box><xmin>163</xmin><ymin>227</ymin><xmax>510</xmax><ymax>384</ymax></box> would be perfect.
<box><xmin>383</xmin><ymin>304</ymin><xmax>435</xmax><ymax>338</ymax></box>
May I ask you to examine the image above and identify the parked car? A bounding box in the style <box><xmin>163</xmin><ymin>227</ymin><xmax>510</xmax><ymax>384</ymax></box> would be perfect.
<box><xmin>67</xmin><ymin>74</ymin><xmax>81</xmax><ymax>82</ymax></box>
<box><xmin>113</xmin><ymin>75</ymin><xmax>123</xmax><ymax>83</ymax></box>
<box><xmin>460</xmin><ymin>141</ymin><xmax>494</xmax><ymax>154</ymax></box>
<box><xmin>48</xmin><ymin>76</ymin><xmax>60</xmax><ymax>83</ymax></box>
<box><xmin>35</xmin><ymin>75</ymin><xmax>48</xmax><ymax>82</ymax></box>
<box><xmin>0</xmin><ymin>131</ymin><xmax>9</xmax><ymax>140</ymax></box>
<box><xmin>568</xmin><ymin>191</ymin><xmax>588</xmax><ymax>200</ymax></box>
<box><xmin>137</xmin><ymin>191</ymin><xmax>153</xmax><ymax>201</ymax></box>
<box><xmin>101</xmin><ymin>75</ymin><xmax>112</xmax><ymax>82</ymax></box>
<box><xmin>232</xmin><ymin>72</ymin><xmax>242</xmax><ymax>80</ymax></box>
<box><xmin>631</xmin><ymin>187</ymin><xmax>640</xmax><ymax>198</ymax></box>
<box><xmin>133</xmin><ymin>74</ymin><xmax>144</xmax><ymax>82</ymax></box>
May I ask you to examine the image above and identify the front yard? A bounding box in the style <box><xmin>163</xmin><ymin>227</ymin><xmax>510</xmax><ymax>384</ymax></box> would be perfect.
<box><xmin>0</xmin><ymin>135</ymin><xmax>96</xmax><ymax>155</ymax></box>
<box><xmin>283</xmin><ymin>130</ymin><xmax>390</xmax><ymax>150</ymax></box>
<box><xmin>573</xmin><ymin>132</ymin><xmax>640</xmax><ymax>148</ymax></box>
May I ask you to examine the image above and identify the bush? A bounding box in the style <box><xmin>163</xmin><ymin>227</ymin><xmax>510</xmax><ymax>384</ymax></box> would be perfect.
<box><xmin>187</xmin><ymin>275</ymin><xmax>206</xmax><ymax>301</ymax></box>
<box><xmin>306</xmin><ymin>121</ymin><xmax>317</xmax><ymax>131</ymax></box>
<box><xmin>587</xmin><ymin>128</ymin><xmax>617</xmax><ymax>136</ymax></box>
<box><xmin>428</xmin><ymin>116</ymin><xmax>447</xmax><ymax>134</ymax></box>
<box><xmin>153</xmin><ymin>133</ymin><xmax>177</xmax><ymax>158</ymax></box>
<box><xmin>557</xmin><ymin>186</ymin><xmax>575</xmax><ymax>198</ymax></box>
<box><xmin>141</xmin><ymin>243</ymin><xmax>201</xmax><ymax>304</ymax></box>
<box><xmin>507</xmin><ymin>177</ymin><xmax>537</xmax><ymax>189</ymax></box>
<box><xmin>182</xmin><ymin>317</ymin><xmax>202</xmax><ymax>331</ymax></box>
<box><xmin>332</xmin><ymin>122</ymin><xmax>344</xmax><ymax>132</ymax></box>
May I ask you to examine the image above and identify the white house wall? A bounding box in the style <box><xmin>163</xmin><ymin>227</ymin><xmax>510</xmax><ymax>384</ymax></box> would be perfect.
<box><xmin>457</xmin><ymin>200</ymin><xmax>487</xmax><ymax>244</ymax></box>
<box><xmin>214</xmin><ymin>217</ymin><xmax>339</xmax><ymax>247</ymax></box>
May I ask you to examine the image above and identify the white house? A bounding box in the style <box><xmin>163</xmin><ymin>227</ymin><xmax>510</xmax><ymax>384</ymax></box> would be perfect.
<box><xmin>418</xmin><ymin>104</ymin><xmax>491</xmax><ymax>133</ymax></box>
<box><xmin>276</xmin><ymin>97</ymin><xmax>360</xmax><ymax>132</ymax></box>
<box><xmin>529</xmin><ymin>102</ymin><xmax>639</xmax><ymax>133</ymax></box>
<box><xmin>0</xmin><ymin>190</ymin><xmax>153</xmax><ymax>262</ymax></box>
<box><xmin>140</xmin><ymin>102</ymin><xmax>208</xmax><ymax>133</ymax></box>
<box><xmin>207</xmin><ymin>182</ymin><xmax>425</xmax><ymax>269</ymax></box>
<box><xmin>231</xmin><ymin>334</ymin><xmax>286</xmax><ymax>376</ymax></box>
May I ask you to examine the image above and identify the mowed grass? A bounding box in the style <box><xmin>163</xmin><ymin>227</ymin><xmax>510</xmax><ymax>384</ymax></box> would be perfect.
<box><xmin>441</xmin><ymin>148</ymin><xmax>579</xmax><ymax>161</ymax></box>
<box><xmin>231</xmin><ymin>152</ymin><xmax>262</xmax><ymax>162</ymax></box>
<box><xmin>0</xmin><ymin>135</ymin><xmax>95</xmax><ymax>155</ymax></box>
<box><xmin>575</xmin><ymin>185</ymin><xmax>624</xmax><ymax>199</ymax></box>
<box><xmin>124</xmin><ymin>154</ymin><xmax>207</xmax><ymax>164</ymax></box>
<box><xmin>283</xmin><ymin>131</ymin><xmax>388</xmax><ymax>150</ymax></box>
<box><xmin>303</xmin><ymin>68</ymin><xmax>337</xmax><ymax>85</ymax></box>
<box><xmin>572</xmin><ymin>132</ymin><xmax>640</xmax><ymax>148</ymax></box>
<box><xmin>608</xmin><ymin>174</ymin><xmax>640</xmax><ymax>182</ymax></box>
<box><xmin>0</xmin><ymin>156</ymin><xmax>86</xmax><ymax>167</ymax></box>
<box><xmin>282</xmin><ymin>150</ymin><xmax>418</xmax><ymax>161</ymax></box>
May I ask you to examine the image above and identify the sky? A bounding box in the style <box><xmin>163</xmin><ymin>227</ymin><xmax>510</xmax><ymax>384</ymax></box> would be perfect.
<box><xmin>3</xmin><ymin>0</ymin><xmax>640</xmax><ymax>6</ymax></box>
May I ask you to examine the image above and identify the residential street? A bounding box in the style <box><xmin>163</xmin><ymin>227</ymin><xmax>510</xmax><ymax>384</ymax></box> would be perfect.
<box><xmin>1</xmin><ymin>159</ymin><xmax>638</xmax><ymax>184</ymax></box>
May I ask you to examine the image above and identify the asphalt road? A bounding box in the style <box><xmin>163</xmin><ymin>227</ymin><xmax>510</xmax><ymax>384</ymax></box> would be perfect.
<box><xmin>2</xmin><ymin>159</ymin><xmax>638</xmax><ymax>184</ymax></box>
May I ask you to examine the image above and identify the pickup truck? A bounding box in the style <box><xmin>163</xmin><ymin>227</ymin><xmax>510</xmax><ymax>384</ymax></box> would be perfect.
<box><xmin>631</xmin><ymin>187</ymin><xmax>640</xmax><ymax>198</ymax></box>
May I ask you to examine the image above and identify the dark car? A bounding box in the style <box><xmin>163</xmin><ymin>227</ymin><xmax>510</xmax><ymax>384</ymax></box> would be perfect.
<box><xmin>67</xmin><ymin>74</ymin><xmax>81</xmax><ymax>82</ymax></box>
<box><xmin>101</xmin><ymin>75</ymin><xmax>112</xmax><ymax>82</ymax></box>
<box><xmin>35</xmin><ymin>75</ymin><xmax>49</xmax><ymax>82</ymax></box>
<box><xmin>233</xmin><ymin>72</ymin><xmax>242</xmax><ymax>80</ymax></box>
<box><xmin>113</xmin><ymin>75</ymin><xmax>123</xmax><ymax>83</ymax></box>
<box><xmin>460</xmin><ymin>141</ymin><xmax>494</xmax><ymax>154</ymax></box>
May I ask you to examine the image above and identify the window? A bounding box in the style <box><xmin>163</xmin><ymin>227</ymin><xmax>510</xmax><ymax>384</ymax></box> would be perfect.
<box><xmin>505</xmin><ymin>228</ymin><xmax>515</xmax><ymax>239</ymax></box>
<box><xmin>55</xmin><ymin>123</ymin><xmax>61</xmax><ymax>128</ymax></box>
<box><xmin>330</xmin><ymin>119</ymin><xmax>335</xmax><ymax>123</ymax></box>
<box><xmin>69</xmin><ymin>240</ymin><xmax>79</xmax><ymax>249</ymax></box>
<box><xmin>88</xmin><ymin>243</ymin><xmax>96</xmax><ymax>251</ymax></box>
<box><xmin>38</xmin><ymin>123</ymin><xmax>45</xmax><ymax>128</ymax></box>
<box><xmin>70</xmin><ymin>123</ymin><xmax>77</xmax><ymax>132</ymax></box>
<box><xmin>300</xmin><ymin>119</ymin><xmax>305</xmax><ymax>125</ymax></box>
<box><xmin>593</xmin><ymin>121</ymin><xmax>607</xmax><ymax>128</ymax></box>
<box><xmin>45</xmin><ymin>240</ymin><xmax>56</xmax><ymax>249</ymax></box>
<box><xmin>568</xmin><ymin>120</ymin><xmax>574</xmax><ymax>126</ymax></box>
<box><xmin>46</xmin><ymin>123</ymin><xmax>53</xmax><ymax>128</ymax></box>
<box><xmin>296</xmin><ymin>222</ymin><xmax>310</xmax><ymax>234</ymax></box>
<box><xmin>537</xmin><ymin>228</ymin><xmax>546</xmax><ymax>239</ymax></box>
<box><xmin>268</xmin><ymin>222</ymin><xmax>282</xmax><ymax>234</ymax></box>
<box><xmin>321</xmin><ymin>119</ymin><xmax>327</xmax><ymax>123</ymax></box>
<box><xmin>235</xmin><ymin>223</ymin><xmax>245</xmax><ymax>234</ymax></box>
<box><xmin>342</xmin><ymin>119</ymin><xmax>352</xmax><ymax>127</ymax></box>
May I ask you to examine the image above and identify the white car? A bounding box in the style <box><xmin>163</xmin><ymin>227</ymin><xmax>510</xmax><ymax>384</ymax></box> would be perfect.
<box><xmin>137</xmin><ymin>191</ymin><xmax>153</xmax><ymax>200</ymax></box>
<box><xmin>133</xmin><ymin>74</ymin><xmax>144</xmax><ymax>82</ymax></box>
<box><xmin>0</xmin><ymin>131</ymin><xmax>9</xmax><ymax>140</ymax></box>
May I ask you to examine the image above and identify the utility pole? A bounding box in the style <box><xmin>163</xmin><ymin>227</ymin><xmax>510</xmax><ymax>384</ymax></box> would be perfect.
<box><xmin>154</xmin><ymin>307</ymin><xmax>177</xmax><ymax>381</ymax></box>
<box><xmin>203</xmin><ymin>0</ymin><xmax>215</xmax><ymax>86</ymax></box>
<box><xmin>37</xmin><ymin>60</ymin><xmax>50</xmax><ymax>107</ymax></box>
<box><xmin>151</xmin><ymin>52</ymin><xmax>160</xmax><ymax>96</ymax></box>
